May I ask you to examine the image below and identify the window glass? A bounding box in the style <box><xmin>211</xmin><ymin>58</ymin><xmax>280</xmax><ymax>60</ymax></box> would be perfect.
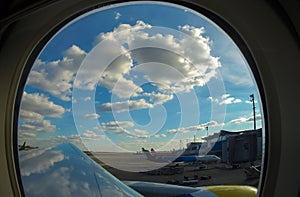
<box><xmin>18</xmin><ymin>1</ymin><xmax>264</xmax><ymax>195</ymax></box>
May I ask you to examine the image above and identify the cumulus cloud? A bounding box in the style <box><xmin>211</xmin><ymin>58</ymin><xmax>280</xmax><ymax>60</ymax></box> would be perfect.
<box><xmin>97</xmin><ymin>122</ymin><xmax>151</xmax><ymax>138</ymax></box>
<box><xmin>97</xmin><ymin>53</ymin><xmax>143</xmax><ymax>98</ymax></box>
<box><xmin>133</xmin><ymin>48</ymin><xmax>218</xmax><ymax>94</ymax></box>
<box><xmin>75</xmin><ymin>20</ymin><xmax>221</xmax><ymax>101</ymax></box>
<box><xmin>19</xmin><ymin>92</ymin><xmax>65</xmax><ymax>134</ymax></box>
<box><xmin>143</xmin><ymin>92</ymin><xmax>173</xmax><ymax>105</ymax></box>
<box><xmin>84</xmin><ymin>113</ymin><xmax>100</xmax><ymax>119</ymax></box>
<box><xmin>161</xmin><ymin>134</ymin><xmax>167</xmax><ymax>138</ymax></box>
<box><xmin>99</xmin><ymin>99</ymin><xmax>153</xmax><ymax>113</ymax></box>
<box><xmin>81</xmin><ymin>130</ymin><xmax>105</xmax><ymax>140</ymax></box>
<box><xmin>154</xmin><ymin>134</ymin><xmax>167</xmax><ymax>138</ymax></box>
<box><xmin>100</xmin><ymin>121</ymin><xmax>134</xmax><ymax>134</ymax></box>
<box><xmin>132</xmin><ymin>129</ymin><xmax>149</xmax><ymax>135</ymax></box>
<box><xmin>57</xmin><ymin>134</ymin><xmax>80</xmax><ymax>140</ymax></box>
<box><xmin>56</xmin><ymin>134</ymin><xmax>81</xmax><ymax>144</ymax></box>
<box><xmin>167</xmin><ymin>121</ymin><xmax>222</xmax><ymax>133</ymax></box>
<box><xmin>19</xmin><ymin>119</ymin><xmax>56</xmax><ymax>133</ymax></box>
<box><xmin>21</xmin><ymin>92</ymin><xmax>65</xmax><ymax>118</ymax></box>
<box><xmin>20</xmin><ymin>110</ymin><xmax>44</xmax><ymax>121</ymax></box>
<box><xmin>27</xmin><ymin>45</ymin><xmax>86</xmax><ymax>101</ymax></box>
<box><xmin>220</xmin><ymin>97</ymin><xmax>242</xmax><ymax>105</ymax></box>
<box><xmin>208</xmin><ymin>94</ymin><xmax>242</xmax><ymax>105</ymax></box>
<box><xmin>127</xmin><ymin>135</ymin><xmax>149</xmax><ymax>139</ymax></box>
<box><xmin>57</xmin><ymin>130</ymin><xmax>105</xmax><ymax>143</ymax></box>
<box><xmin>19</xmin><ymin>132</ymin><xmax>37</xmax><ymax>138</ymax></box>
<box><xmin>221</xmin><ymin>94</ymin><xmax>230</xmax><ymax>99</ymax></box>
<box><xmin>229</xmin><ymin>115</ymin><xmax>262</xmax><ymax>124</ymax></box>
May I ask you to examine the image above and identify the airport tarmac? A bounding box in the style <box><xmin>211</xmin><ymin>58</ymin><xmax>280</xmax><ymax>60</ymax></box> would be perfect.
<box><xmin>90</xmin><ymin>152</ymin><xmax>169</xmax><ymax>172</ymax></box>
<box><xmin>87</xmin><ymin>152</ymin><xmax>260</xmax><ymax>188</ymax></box>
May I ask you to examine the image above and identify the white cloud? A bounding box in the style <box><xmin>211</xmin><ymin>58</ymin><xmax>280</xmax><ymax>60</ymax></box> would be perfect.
<box><xmin>234</xmin><ymin>99</ymin><xmax>242</xmax><ymax>103</ymax></box>
<box><xmin>133</xmin><ymin>44</ymin><xmax>219</xmax><ymax>94</ymax></box>
<box><xmin>208</xmin><ymin>96</ymin><xmax>218</xmax><ymax>103</ymax></box>
<box><xmin>100</xmin><ymin>121</ymin><xmax>134</xmax><ymax>134</ymax></box>
<box><xmin>154</xmin><ymin>134</ymin><xmax>167</xmax><ymax>138</ymax></box>
<box><xmin>19</xmin><ymin>132</ymin><xmax>37</xmax><ymax>138</ymax></box>
<box><xmin>19</xmin><ymin>92</ymin><xmax>65</xmax><ymax>134</ymax></box>
<box><xmin>76</xmin><ymin>32</ymin><xmax>144</xmax><ymax>98</ymax></box>
<box><xmin>167</xmin><ymin>129</ymin><xmax>177</xmax><ymax>134</ymax></box>
<box><xmin>27</xmin><ymin>45</ymin><xmax>86</xmax><ymax>101</ymax></box>
<box><xmin>167</xmin><ymin>121</ymin><xmax>222</xmax><ymax>133</ymax></box>
<box><xmin>29</xmin><ymin>20</ymin><xmax>222</xmax><ymax>111</ymax></box>
<box><xmin>127</xmin><ymin>135</ymin><xmax>149</xmax><ymax>139</ymax></box>
<box><xmin>161</xmin><ymin>134</ymin><xmax>167</xmax><ymax>138</ymax></box>
<box><xmin>100</xmin><ymin>75</ymin><xmax>143</xmax><ymax>98</ymax></box>
<box><xmin>245</xmin><ymin>100</ymin><xmax>258</xmax><ymax>104</ymax></box>
<box><xmin>82</xmin><ymin>130</ymin><xmax>105</xmax><ymax>140</ymax></box>
<box><xmin>209</xmin><ymin>94</ymin><xmax>242</xmax><ymax>105</ymax></box>
<box><xmin>19</xmin><ymin>119</ymin><xmax>56</xmax><ymax>133</ymax></box>
<box><xmin>221</xmin><ymin>94</ymin><xmax>230</xmax><ymax>99</ymax></box>
<box><xmin>229</xmin><ymin>115</ymin><xmax>262</xmax><ymax>124</ymax></box>
<box><xmin>20</xmin><ymin>110</ymin><xmax>44</xmax><ymax>121</ymax></box>
<box><xmin>114</xmin><ymin>12</ymin><xmax>121</xmax><ymax>20</ymax></box>
<box><xmin>99</xmin><ymin>99</ymin><xmax>153</xmax><ymax>113</ymax></box>
<box><xmin>95</xmin><ymin>20</ymin><xmax>152</xmax><ymax>44</ymax></box>
<box><xmin>132</xmin><ymin>129</ymin><xmax>149</xmax><ymax>135</ymax></box>
<box><xmin>57</xmin><ymin>134</ymin><xmax>81</xmax><ymax>143</ymax></box>
<box><xmin>84</xmin><ymin>113</ymin><xmax>100</xmax><ymax>119</ymax></box>
<box><xmin>143</xmin><ymin>92</ymin><xmax>173</xmax><ymax>104</ymax></box>
<box><xmin>57</xmin><ymin>134</ymin><xmax>78</xmax><ymax>140</ymax></box>
<box><xmin>76</xmin><ymin>20</ymin><xmax>221</xmax><ymax>100</ymax></box>
<box><xmin>229</xmin><ymin>118</ymin><xmax>246</xmax><ymax>124</ymax></box>
<box><xmin>21</xmin><ymin>92</ymin><xmax>65</xmax><ymax>118</ymax></box>
<box><xmin>83</xmin><ymin>97</ymin><xmax>91</xmax><ymax>101</ymax></box>
<box><xmin>219</xmin><ymin>97</ymin><xmax>242</xmax><ymax>105</ymax></box>
<box><xmin>97</xmin><ymin>53</ymin><xmax>143</xmax><ymax>98</ymax></box>
<box><xmin>127</xmin><ymin>129</ymin><xmax>150</xmax><ymax>139</ymax></box>
<box><xmin>57</xmin><ymin>131</ymin><xmax>105</xmax><ymax>143</ymax></box>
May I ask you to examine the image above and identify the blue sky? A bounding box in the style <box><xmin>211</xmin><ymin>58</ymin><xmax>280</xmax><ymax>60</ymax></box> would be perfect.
<box><xmin>18</xmin><ymin>2</ymin><xmax>262</xmax><ymax>152</ymax></box>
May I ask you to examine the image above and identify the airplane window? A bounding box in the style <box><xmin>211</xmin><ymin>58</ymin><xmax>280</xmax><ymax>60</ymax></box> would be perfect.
<box><xmin>17</xmin><ymin>1</ymin><xmax>264</xmax><ymax>196</ymax></box>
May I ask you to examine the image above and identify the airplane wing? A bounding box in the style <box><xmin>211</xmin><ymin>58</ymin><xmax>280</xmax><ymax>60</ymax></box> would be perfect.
<box><xmin>19</xmin><ymin>143</ymin><xmax>256</xmax><ymax>196</ymax></box>
<box><xmin>19</xmin><ymin>143</ymin><xmax>142</xmax><ymax>197</ymax></box>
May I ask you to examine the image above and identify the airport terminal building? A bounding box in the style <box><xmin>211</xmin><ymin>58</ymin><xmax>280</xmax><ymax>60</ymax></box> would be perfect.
<box><xmin>203</xmin><ymin>129</ymin><xmax>263</xmax><ymax>164</ymax></box>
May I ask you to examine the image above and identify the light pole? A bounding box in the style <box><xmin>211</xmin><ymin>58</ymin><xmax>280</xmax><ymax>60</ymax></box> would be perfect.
<box><xmin>250</xmin><ymin>94</ymin><xmax>256</xmax><ymax>130</ymax></box>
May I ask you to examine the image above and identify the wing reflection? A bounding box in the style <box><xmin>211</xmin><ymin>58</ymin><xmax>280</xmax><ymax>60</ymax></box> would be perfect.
<box><xmin>19</xmin><ymin>143</ymin><xmax>142</xmax><ymax>197</ymax></box>
<box><xmin>20</xmin><ymin>148</ymin><xmax>65</xmax><ymax>176</ymax></box>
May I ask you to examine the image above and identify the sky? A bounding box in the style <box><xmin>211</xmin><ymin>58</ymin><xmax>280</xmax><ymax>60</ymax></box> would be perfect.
<box><xmin>18</xmin><ymin>2</ymin><xmax>262</xmax><ymax>152</ymax></box>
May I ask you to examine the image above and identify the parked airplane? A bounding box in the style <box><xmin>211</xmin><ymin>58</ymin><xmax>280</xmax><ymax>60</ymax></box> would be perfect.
<box><xmin>142</xmin><ymin>148</ymin><xmax>221</xmax><ymax>163</ymax></box>
<box><xmin>0</xmin><ymin>0</ymin><xmax>299</xmax><ymax>197</ymax></box>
